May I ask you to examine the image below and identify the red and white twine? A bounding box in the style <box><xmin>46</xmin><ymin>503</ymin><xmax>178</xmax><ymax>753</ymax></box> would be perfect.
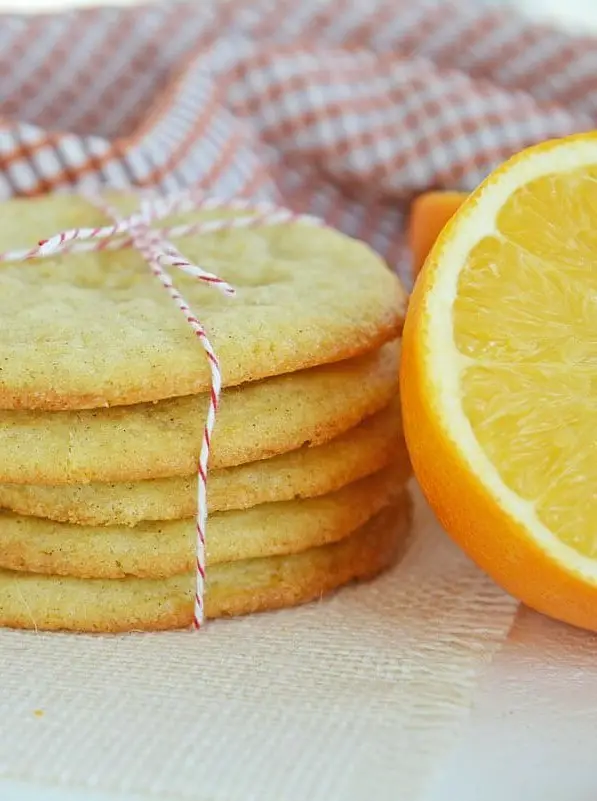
<box><xmin>0</xmin><ymin>189</ymin><xmax>322</xmax><ymax>629</ymax></box>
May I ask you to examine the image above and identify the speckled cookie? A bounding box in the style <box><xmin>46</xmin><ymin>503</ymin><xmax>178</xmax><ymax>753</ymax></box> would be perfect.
<box><xmin>0</xmin><ymin>398</ymin><xmax>409</xmax><ymax>525</ymax></box>
<box><xmin>0</xmin><ymin>497</ymin><xmax>412</xmax><ymax>632</ymax></box>
<box><xmin>0</xmin><ymin>341</ymin><xmax>399</xmax><ymax>485</ymax></box>
<box><xmin>0</xmin><ymin>465</ymin><xmax>406</xmax><ymax>579</ymax></box>
<box><xmin>0</xmin><ymin>194</ymin><xmax>406</xmax><ymax>410</ymax></box>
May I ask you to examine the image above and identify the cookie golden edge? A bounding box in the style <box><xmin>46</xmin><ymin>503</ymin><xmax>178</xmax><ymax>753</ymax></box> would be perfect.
<box><xmin>0</xmin><ymin>318</ymin><xmax>404</xmax><ymax>413</ymax></box>
<box><xmin>0</xmin><ymin>465</ymin><xmax>410</xmax><ymax>579</ymax></box>
<box><xmin>0</xmin><ymin>397</ymin><xmax>408</xmax><ymax>525</ymax></box>
<box><xmin>0</xmin><ymin>341</ymin><xmax>400</xmax><ymax>485</ymax></box>
<box><xmin>0</xmin><ymin>497</ymin><xmax>412</xmax><ymax>632</ymax></box>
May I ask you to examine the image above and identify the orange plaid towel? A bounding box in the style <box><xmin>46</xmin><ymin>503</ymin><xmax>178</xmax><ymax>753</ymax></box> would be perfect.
<box><xmin>0</xmin><ymin>0</ymin><xmax>593</xmax><ymax>285</ymax></box>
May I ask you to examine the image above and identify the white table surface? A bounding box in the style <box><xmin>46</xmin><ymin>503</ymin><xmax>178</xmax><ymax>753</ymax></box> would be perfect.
<box><xmin>2</xmin><ymin>605</ymin><xmax>596</xmax><ymax>801</ymax></box>
<box><xmin>429</xmin><ymin>609</ymin><xmax>597</xmax><ymax>800</ymax></box>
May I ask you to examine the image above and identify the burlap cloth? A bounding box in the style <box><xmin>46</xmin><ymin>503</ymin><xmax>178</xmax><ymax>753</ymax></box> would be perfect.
<box><xmin>0</xmin><ymin>2</ymin><xmax>596</xmax><ymax>798</ymax></box>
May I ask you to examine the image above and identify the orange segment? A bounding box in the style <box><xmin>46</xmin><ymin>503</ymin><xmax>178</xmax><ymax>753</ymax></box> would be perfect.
<box><xmin>408</xmin><ymin>191</ymin><xmax>466</xmax><ymax>274</ymax></box>
<box><xmin>401</xmin><ymin>133</ymin><xmax>597</xmax><ymax>631</ymax></box>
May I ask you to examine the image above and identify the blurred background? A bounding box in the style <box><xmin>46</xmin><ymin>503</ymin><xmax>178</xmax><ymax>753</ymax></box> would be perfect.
<box><xmin>3</xmin><ymin>0</ymin><xmax>596</xmax><ymax>286</ymax></box>
<box><xmin>1</xmin><ymin>0</ymin><xmax>596</xmax><ymax>33</ymax></box>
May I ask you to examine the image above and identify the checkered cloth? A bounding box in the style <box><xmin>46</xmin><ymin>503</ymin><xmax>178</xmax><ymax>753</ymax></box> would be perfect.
<box><xmin>1</xmin><ymin>0</ymin><xmax>594</xmax><ymax>288</ymax></box>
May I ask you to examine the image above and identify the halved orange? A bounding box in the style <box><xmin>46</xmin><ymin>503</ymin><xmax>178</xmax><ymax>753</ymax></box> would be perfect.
<box><xmin>401</xmin><ymin>133</ymin><xmax>597</xmax><ymax>631</ymax></box>
<box><xmin>408</xmin><ymin>191</ymin><xmax>466</xmax><ymax>275</ymax></box>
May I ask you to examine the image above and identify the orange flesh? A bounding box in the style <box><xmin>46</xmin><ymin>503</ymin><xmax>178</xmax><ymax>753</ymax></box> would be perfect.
<box><xmin>453</xmin><ymin>169</ymin><xmax>597</xmax><ymax>558</ymax></box>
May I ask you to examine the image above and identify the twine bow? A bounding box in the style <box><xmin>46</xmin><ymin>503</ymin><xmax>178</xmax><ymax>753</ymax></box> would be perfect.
<box><xmin>0</xmin><ymin>190</ymin><xmax>322</xmax><ymax>629</ymax></box>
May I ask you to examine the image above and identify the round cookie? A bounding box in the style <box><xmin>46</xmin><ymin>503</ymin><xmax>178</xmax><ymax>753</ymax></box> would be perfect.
<box><xmin>0</xmin><ymin>398</ymin><xmax>409</xmax><ymax>525</ymax></box>
<box><xmin>0</xmin><ymin>498</ymin><xmax>412</xmax><ymax>632</ymax></box>
<box><xmin>0</xmin><ymin>341</ymin><xmax>399</xmax><ymax>485</ymax></box>
<box><xmin>0</xmin><ymin>194</ymin><xmax>406</xmax><ymax>410</ymax></box>
<box><xmin>0</xmin><ymin>466</ymin><xmax>406</xmax><ymax>579</ymax></box>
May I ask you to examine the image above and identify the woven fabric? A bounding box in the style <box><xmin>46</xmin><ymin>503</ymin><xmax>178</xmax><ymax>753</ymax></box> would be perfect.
<box><xmin>0</xmin><ymin>489</ymin><xmax>518</xmax><ymax>801</ymax></box>
<box><xmin>0</xmin><ymin>2</ymin><xmax>594</xmax><ymax>798</ymax></box>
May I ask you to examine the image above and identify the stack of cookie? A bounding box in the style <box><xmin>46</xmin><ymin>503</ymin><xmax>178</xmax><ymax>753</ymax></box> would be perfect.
<box><xmin>0</xmin><ymin>194</ymin><xmax>411</xmax><ymax>632</ymax></box>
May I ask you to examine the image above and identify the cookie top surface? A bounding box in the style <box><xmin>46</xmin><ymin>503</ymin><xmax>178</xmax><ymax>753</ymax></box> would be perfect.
<box><xmin>0</xmin><ymin>194</ymin><xmax>406</xmax><ymax>410</ymax></box>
